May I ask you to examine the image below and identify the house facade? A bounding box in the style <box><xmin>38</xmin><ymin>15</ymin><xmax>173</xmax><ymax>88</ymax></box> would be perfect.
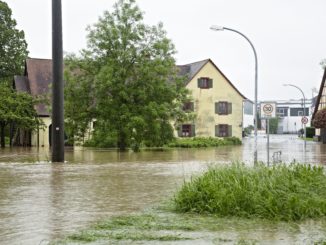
<box><xmin>312</xmin><ymin>68</ymin><xmax>326</xmax><ymax>141</ymax></box>
<box><xmin>176</xmin><ymin>59</ymin><xmax>247</xmax><ymax>139</ymax></box>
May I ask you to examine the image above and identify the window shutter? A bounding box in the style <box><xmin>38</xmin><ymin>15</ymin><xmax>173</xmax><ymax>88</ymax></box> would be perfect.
<box><xmin>228</xmin><ymin>125</ymin><xmax>232</xmax><ymax>137</ymax></box>
<box><xmin>177</xmin><ymin>126</ymin><xmax>182</xmax><ymax>137</ymax></box>
<box><xmin>190</xmin><ymin>102</ymin><xmax>194</xmax><ymax>111</ymax></box>
<box><xmin>215</xmin><ymin>125</ymin><xmax>219</xmax><ymax>137</ymax></box>
<box><xmin>197</xmin><ymin>78</ymin><xmax>202</xmax><ymax>88</ymax></box>
<box><xmin>191</xmin><ymin>124</ymin><xmax>196</xmax><ymax>137</ymax></box>
<box><xmin>215</xmin><ymin>102</ymin><xmax>219</xmax><ymax>114</ymax></box>
<box><xmin>208</xmin><ymin>78</ymin><xmax>213</xmax><ymax>88</ymax></box>
<box><xmin>228</xmin><ymin>103</ymin><xmax>232</xmax><ymax>114</ymax></box>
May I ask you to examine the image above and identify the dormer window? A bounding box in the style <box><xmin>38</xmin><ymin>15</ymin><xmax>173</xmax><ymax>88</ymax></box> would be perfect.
<box><xmin>198</xmin><ymin>77</ymin><xmax>213</xmax><ymax>89</ymax></box>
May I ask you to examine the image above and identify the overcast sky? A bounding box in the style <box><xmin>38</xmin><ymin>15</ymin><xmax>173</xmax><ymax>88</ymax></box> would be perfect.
<box><xmin>5</xmin><ymin>0</ymin><xmax>326</xmax><ymax>101</ymax></box>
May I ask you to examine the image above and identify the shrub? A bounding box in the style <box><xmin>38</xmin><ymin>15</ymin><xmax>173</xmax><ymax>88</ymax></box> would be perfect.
<box><xmin>84</xmin><ymin>130</ymin><xmax>117</xmax><ymax>148</ymax></box>
<box><xmin>313</xmin><ymin>109</ymin><xmax>326</xmax><ymax>128</ymax></box>
<box><xmin>243</xmin><ymin>125</ymin><xmax>254</xmax><ymax>136</ymax></box>
<box><xmin>269</xmin><ymin>117</ymin><xmax>279</xmax><ymax>134</ymax></box>
<box><xmin>174</xmin><ymin>163</ymin><xmax>326</xmax><ymax>221</ymax></box>
<box><xmin>167</xmin><ymin>137</ymin><xmax>241</xmax><ymax>148</ymax></box>
<box><xmin>306</xmin><ymin>127</ymin><xmax>315</xmax><ymax>138</ymax></box>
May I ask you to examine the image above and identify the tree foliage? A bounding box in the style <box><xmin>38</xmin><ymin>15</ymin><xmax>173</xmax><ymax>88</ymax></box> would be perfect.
<box><xmin>64</xmin><ymin>54</ymin><xmax>97</xmax><ymax>144</ymax></box>
<box><xmin>0</xmin><ymin>1</ymin><xmax>34</xmax><ymax>147</ymax></box>
<box><xmin>64</xmin><ymin>0</ymin><xmax>191</xmax><ymax>150</ymax></box>
<box><xmin>0</xmin><ymin>1</ymin><xmax>28</xmax><ymax>83</ymax></box>
<box><xmin>0</xmin><ymin>84</ymin><xmax>42</xmax><ymax>147</ymax></box>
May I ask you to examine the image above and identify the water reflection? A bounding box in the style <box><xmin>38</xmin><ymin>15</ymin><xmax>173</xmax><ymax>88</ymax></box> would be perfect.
<box><xmin>0</xmin><ymin>135</ymin><xmax>325</xmax><ymax>244</ymax></box>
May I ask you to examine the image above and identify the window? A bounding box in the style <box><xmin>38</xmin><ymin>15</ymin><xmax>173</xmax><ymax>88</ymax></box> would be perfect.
<box><xmin>215</xmin><ymin>124</ymin><xmax>232</xmax><ymax>137</ymax></box>
<box><xmin>198</xmin><ymin>77</ymin><xmax>213</xmax><ymax>89</ymax></box>
<box><xmin>92</xmin><ymin>121</ymin><xmax>97</xmax><ymax>130</ymax></box>
<box><xmin>178</xmin><ymin>124</ymin><xmax>195</xmax><ymax>137</ymax></box>
<box><xmin>276</xmin><ymin>107</ymin><xmax>288</xmax><ymax>117</ymax></box>
<box><xmin>215</xmin><ymin>102</ymin><xmax>232</xmax><ymax>115</ymax></box>
<box><xmin>182</xmin><ymin>102</ymin><xmax>194</xmax><ymax>112</ymax></box>
<box><xmin>290</xmin><ymin>108</ymin><xmax>309</xmax><ymax>117</ymax></box>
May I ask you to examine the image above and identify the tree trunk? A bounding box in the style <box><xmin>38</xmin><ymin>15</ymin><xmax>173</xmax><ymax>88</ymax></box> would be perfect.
<box><xmin>118</xmin><ymin>131</ymin><xmax>127</xmax><ymax>151</ymax></box>
<box><xmin>11</xmin><ymin>128</ymin><xmax>19</xmax><ymax>147</ymax></box>
<box><xmin>9</xmin><ymin>122</ymin><xmax>14</xmax><ymax>147</ymax></box>
<box><xmin>0</xmin><ymin>123</ymin><xmax>5</xmax><ymax>148</ymax></box>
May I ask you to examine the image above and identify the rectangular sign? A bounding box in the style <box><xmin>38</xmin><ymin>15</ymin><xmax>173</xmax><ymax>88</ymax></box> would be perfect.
<box><xmin>260</xmin><ymin>102</ymin><xmax>276</xmax><ymax>119</ymax></box>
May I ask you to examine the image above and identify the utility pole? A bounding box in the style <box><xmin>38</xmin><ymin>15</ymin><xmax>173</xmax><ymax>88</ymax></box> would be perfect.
<box><xmin>52</xmin><ymin>0</ymin><xmax>64</xmax><ymax>162</ymax></box>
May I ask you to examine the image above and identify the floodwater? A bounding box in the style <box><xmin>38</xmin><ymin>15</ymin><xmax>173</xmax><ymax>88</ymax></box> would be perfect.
<box><xmin>0</xmin><ymin>135</ymin><xmax>325</xmax><ymax>244</ymax></box>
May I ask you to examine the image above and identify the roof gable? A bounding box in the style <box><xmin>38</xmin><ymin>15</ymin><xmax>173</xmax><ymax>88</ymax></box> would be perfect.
<box><xmin>13</xmin><ymin>75</ymin><xmax>30</xmax><ymax>93</ymax></box>
<box><xmin>26</xmin><ymin>58</ymin><xmax>52</xmax><ymax>97</ymax></box>
<box><xmin>312</xmin><ymin>68</ymin><xmax>326</xmax><ymax>120</ymax></box>
<box><xmin>13</xmin><ymin>58</ymin><xmax>52</xmax><ymax>116</ymax></box>
<box><xmin>177</xmin><ymin>59</ymin><xmax>247</xmax><ymax>99</ymax></box>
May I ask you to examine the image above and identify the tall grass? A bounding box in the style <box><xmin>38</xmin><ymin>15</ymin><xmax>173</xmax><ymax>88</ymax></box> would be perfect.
<box><xmin>174</xmin><ymin>163</ymin><xmax>326</xmax><ymax>221</ymax></box>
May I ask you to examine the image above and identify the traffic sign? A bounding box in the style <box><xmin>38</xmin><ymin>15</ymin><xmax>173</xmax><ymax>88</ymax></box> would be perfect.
<box><xmin>260</xmin><ymin>102</ymin><xmax>276</xmax><ymax>118</ymax></box>
<box><xmin>263</xmin><ymin>104</ymin><xmax>273</xmax><ymax>114</ymax></box>
<box><xmin>301</xmin><ymin>116</ymin><xmax>308</xmax><ymax>124</ymax></box>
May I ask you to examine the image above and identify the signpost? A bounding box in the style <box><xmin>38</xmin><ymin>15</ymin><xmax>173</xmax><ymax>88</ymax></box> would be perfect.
<box><xmin>261</xmin><ymin>103</ymin><xmax>276</xmax><ymax>165</ymax></box>
<box><xmin>301</xmin><ymin>116</ymin><xmax>308</xmax><ymax>125</ymax></box>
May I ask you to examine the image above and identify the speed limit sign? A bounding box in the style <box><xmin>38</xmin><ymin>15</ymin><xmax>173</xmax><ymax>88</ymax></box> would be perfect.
<box><xmin>260</xmin><ymin>103</ymin><xmax>276</xmax><ymax>118</ymax></box>
<box><xmin>301</xmin><ymin>116</ymin><xmax>308</xmax><ymax>124</ymax></box>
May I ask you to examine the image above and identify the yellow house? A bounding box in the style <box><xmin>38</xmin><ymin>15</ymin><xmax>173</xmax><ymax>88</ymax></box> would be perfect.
<box><xmin>312</xmin><ymin>68</ymin><xmax>326</xmax><ymax>142</ymax></box>
<box><xmin>176</xmin><ymin>59</ymin><xmax>247</xmax><ymax>139</ymax></box>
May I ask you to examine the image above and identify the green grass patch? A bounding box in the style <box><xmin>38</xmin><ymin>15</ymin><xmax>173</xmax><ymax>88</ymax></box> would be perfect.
<box><xmin>174</xmin><ymin>163</ymin><xmax>326</xmax><ymax>221</ymax></box>
<box><xmin>67</xmin><ymin>230</ymin><xmax>189</xmax><ymax>242</ymax></box>
<box><xmin>52</xmin><ymin>213</ymin><xmax>193</xmax><ymax>244</ymax></box>
<box><xmin>51</xmin><ymin>208</ymin><xmax>326</xmax><ymax>244</ymax></box>
<box><xmin>167</xmin><ymin>136</ymin><xmax>241</xmax><ymax>148</ymax></box>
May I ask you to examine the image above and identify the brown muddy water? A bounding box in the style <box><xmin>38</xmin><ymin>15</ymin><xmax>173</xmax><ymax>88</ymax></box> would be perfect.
<box><xmin>0</xmin><ymin>135</ymin><xmax>325</xmax><ymax>244</ymax></box>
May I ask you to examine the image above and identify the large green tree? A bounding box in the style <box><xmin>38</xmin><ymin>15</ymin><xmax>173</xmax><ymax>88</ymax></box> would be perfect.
<box><xmin>65</xmin><ymin>0</ymin><xmax>190</xmax><ymax>150</ymax></box>
<box><xmin>0</xmin><ymin>1</ymin><xmax>28</xmax><ymax>83</ymax></box>
<box><xmin>0</xmin><ymin>84</ymin><xmax>42</xmax><ymax>147</ymax></box>
<box><xmin>0</xmin><ymin>1</ymin><xmax>35</xmax><ymax>148</ymax></box>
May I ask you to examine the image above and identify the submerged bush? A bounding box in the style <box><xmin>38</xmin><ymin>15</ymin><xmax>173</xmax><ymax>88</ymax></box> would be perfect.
<box><xmin>167</xmin><ymin>137</ymin><xmax>241</xmax><ymax>148</ymax></box>
<box><xmin>174</xmin><ymin>163</ymin><xmax>326</xmax><ymax>221</ymax></box>
<box><xmin>306</xmin><ymin>127</ymin><xmax>315</xmax><ymax>138</ymax></box>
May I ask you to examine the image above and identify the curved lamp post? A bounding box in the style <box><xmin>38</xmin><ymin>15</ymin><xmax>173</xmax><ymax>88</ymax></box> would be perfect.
<box><xmin>283</xmin><ymin>84</ymin><xmax>306</xmax><ymax>149</ymax></box>
<box><xmin>210</xmin><ymin>25</ymin><xmax>258</xmax><ymax>163</ymax></box>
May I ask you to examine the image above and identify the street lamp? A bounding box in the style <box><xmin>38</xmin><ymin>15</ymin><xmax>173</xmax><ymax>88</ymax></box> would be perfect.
<box><xmin>283</xmin><ymin>84</ymin><xmax>306</xmax><ymax>149</ymax></box>
<box><xmin>210</xmin><ymin>25</ymin><xmax>258</xmax><ymax>163</ymax></box>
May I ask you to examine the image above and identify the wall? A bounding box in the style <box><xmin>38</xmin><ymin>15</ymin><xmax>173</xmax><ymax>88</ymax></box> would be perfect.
<box><xmin>182</xmin><ymin>62</ymin><xmax>244</xmax><ymax>139</ymax></box>
<box><xmin>31</xmin><ymin>117</ymin><xmax>52</xmax><ymax>147</ymax></box>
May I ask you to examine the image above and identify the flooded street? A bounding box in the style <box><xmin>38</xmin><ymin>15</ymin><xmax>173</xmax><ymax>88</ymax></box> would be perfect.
<box><xmin>0</xmin><ymin>135</ymin><xmax>326</xmax><ymax>244</ymax></box>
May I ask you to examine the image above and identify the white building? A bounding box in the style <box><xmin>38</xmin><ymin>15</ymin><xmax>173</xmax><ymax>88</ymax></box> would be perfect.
<box><xmin>243</xmin><ymin>99</ymin><xmax>254</xmax><ymax>129</ymax></box>
<box><xmin>260</xmin><ymin>99</ymin><xmax>312</xmax><ymax>134</ymax></box>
